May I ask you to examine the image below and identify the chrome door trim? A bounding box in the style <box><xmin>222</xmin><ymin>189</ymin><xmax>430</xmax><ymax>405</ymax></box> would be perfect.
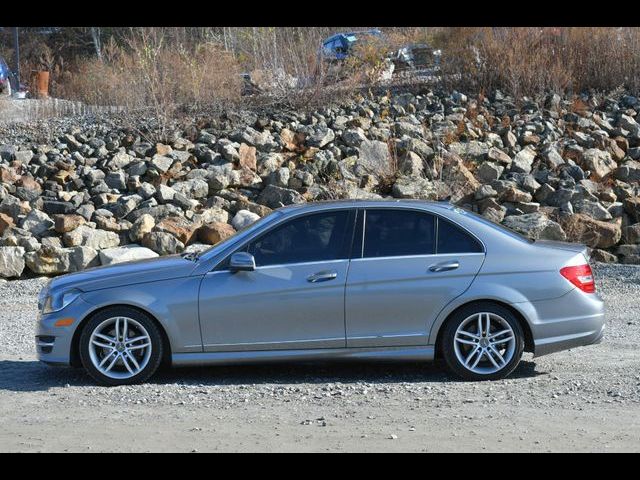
<box><xmin>349</xmin><ymin>252</ymin><xmax>485</xmax><ymax>263</ymax></box>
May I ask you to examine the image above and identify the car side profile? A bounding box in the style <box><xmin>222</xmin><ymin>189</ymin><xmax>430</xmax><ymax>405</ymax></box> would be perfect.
<box><xmin>36</xmin><ymin>200</ymin><xmax>605</xmax><ymax>385</ymax></box>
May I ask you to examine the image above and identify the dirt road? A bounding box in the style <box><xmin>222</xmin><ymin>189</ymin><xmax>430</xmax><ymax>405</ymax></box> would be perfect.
<box><xmin>1</xmin><ymin>263</ymin><xmax>639</xmax><ymax>452</ymax></box>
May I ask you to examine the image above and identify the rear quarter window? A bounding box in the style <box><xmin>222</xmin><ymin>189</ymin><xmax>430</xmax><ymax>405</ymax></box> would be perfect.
<box><xmin>437</xmin><ymin>217</ymin><xmax>483</xmax><ymax>254</ymax></box>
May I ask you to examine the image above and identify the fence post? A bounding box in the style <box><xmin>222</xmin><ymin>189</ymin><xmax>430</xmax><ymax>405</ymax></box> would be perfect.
<box><xmin>13</xmin><ymin>27</ymin><xmax>20</xmax><ymax>88</ymax></box>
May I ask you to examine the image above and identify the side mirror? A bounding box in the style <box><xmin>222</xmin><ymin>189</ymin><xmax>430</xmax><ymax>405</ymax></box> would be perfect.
<box><xmin>229</xmin><ymin>252</ymin><xmax>256</xmax><ymax>272</ymax></box>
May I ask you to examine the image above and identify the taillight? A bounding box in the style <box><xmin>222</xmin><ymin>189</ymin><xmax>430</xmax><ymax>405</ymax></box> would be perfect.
<box><xmin>560</xmin><ymin>264</ymin><xmax>596</xmax><ymax>293</ymax></box>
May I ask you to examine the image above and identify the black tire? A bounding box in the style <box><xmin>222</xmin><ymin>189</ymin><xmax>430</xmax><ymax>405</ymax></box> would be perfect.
<box><xmin>441</xmin><ymin>302</ymin><xmax>525</xmax><ymax>381</ymax></box>
<box><xmin>79</xmin><ymin>306</ymin><xmax>164</xmax><ymax>386</ymax></box>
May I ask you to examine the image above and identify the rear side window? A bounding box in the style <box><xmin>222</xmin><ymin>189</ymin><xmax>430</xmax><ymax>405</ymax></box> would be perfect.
<box><xmin>437</xmin><ymin>218</ymin><xmax>483</xmax><ymax>254</ymax></box>
<box><xmin>363</xmin><ymin>209</ymin><xmax>436</xmax><ymax>258</ymax></box>
<box><xmin>246</xmin><ymin>210</ymin><xmax>351</xmax><ymax>267</ymax></box>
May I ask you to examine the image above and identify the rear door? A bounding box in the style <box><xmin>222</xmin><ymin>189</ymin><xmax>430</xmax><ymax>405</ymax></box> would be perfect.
<box><xmin>345</xmin><ymin>208</ymin><xmax>485</xmax><ymax>347</ymax></box>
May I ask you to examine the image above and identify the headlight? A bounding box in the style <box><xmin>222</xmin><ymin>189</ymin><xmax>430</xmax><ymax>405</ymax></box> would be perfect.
<box><xmin>42</xmin><ymin>288</ymin><xmax>82</xmax><ymax>314</ymax></box>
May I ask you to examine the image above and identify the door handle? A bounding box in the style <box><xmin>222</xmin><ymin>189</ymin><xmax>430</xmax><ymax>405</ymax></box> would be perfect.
<box><xmin>428</xmin><ymin>261</ymin><xmax>460</xmax><ymax>272</ymax></box>
<box><xmin>307</xmin><ymin>271</ymin><xmax>338</xmax><ymax>283</ymax></box>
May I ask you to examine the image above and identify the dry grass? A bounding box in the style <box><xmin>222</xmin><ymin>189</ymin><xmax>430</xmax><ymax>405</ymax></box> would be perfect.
<box><xmin>56</xmin><ymin>29</ymin><xmax>242</xmax><ymax>139</ymax></box>
<box><xmin>436</xmin><ymin>27</ymin><xmax>640</xmax><ymax>99</ymax></box>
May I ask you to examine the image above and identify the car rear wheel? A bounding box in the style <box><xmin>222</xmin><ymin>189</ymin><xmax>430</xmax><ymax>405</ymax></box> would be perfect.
<box><xmin>441</xmin><ymin>303</ymin><xmax>524</xmax><ymax>381</ymax></box>
<box><xmin>79</xmin><ymin>307</ymin><xmax>163</xmax><ymax>386</ymax></box>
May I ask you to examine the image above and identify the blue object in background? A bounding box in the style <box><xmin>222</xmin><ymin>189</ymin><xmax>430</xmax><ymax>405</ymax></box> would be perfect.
<box><xmin>321</xmin><ymin>29</ymin><xmax>383</xmax><ymax>61</ymax></box>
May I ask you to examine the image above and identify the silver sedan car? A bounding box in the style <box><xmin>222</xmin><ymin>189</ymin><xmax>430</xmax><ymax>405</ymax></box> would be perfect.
<box><xmin>36</xmin><ymin>200</ymin><xmax>605</xmax><ymax>385</ymax></box>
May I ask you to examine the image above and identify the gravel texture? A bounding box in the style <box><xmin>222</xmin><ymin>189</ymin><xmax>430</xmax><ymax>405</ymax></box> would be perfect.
<box><xmin>0</xmin><ymin>263</ymin><xmax>639</xmax><ymax>452</ymax></box>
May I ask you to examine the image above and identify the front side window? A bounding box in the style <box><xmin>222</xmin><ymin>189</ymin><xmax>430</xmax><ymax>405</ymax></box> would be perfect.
<box><xmin>246</xmin><ymin>210</ymin><xmax>351</xmax><ymax>267</ymax></box>
<box><xmin>363</xmin><ymin>209</ymin><xmax>436</xmax><ymax>258</ymax></box>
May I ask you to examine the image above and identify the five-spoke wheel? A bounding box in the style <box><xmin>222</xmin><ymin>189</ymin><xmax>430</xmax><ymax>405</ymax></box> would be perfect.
<box><xmin>79</xmin><ymin>307</ymin><xmax>163</xmax><ymax>386</ymax></box>
<box><xmin>442</xmin><ymin>303</ymin><xmax>524</xmax><ymax>381</ymax></box>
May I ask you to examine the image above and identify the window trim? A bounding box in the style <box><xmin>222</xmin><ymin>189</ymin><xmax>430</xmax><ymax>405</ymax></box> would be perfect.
<box><xmin>212</xmin><ymin>207</ymin><xmax>358</xmax><ymax>272</ymax></box>
<box><xmin>356</xmin><ymin>206</ymin><xmax>486</xmax><ymax>260</ymax></box>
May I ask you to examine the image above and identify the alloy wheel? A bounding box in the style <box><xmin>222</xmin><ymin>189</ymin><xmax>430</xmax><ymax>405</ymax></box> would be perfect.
<box><xmin>88</xmin><ymin>316</ymin><xmax>153</xmax><ymax>380</ymax></box>
<box><xmin>453</xmin><ymin>312</ymin><xmax>516</xmax><ymax>375</ymax></box>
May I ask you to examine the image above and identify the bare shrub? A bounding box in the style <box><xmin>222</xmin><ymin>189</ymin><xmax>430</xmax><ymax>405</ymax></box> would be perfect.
<box><xmin>60</xmin><ymin>28</ymin><xmax>242</xmax><ymax>139</ymax></box>
<box><xmin>438</xmin><ymin>27</ymin><xmax>640</xmax><ymax>99</ymax></box>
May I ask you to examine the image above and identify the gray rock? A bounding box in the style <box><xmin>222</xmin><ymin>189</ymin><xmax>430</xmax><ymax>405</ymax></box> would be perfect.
<box><xmin>0</xmin><ymin>246</ymin><xmax>25</xmax><ymax>278</ymax></box>
<box><xmin>341</xmin><ymin>128</ymin><xmax>368</xmax><ymax>147</ymax></box>
<box><xmin>510</xmin><ymin>147</ymin><xmax>536</xmax><ymax>174</ymax></box>
<box><xmin>150</xmin><ymin>154</ymin><xmax>174</xmax><ymax>173</ymax></box>
<box><xmin>99</xmin><ymin>245</ymin><xmax>159</xmax><ymax>265</ymax></box>
<box><xmin>171</xmin><ymin>178</ymin><xmax>209</xmax><ymax>199</ymax></box>
<box><xmin>392</xmin><ymin>177</ymin><xmax>450</xmax><ymax>200</ymax></box>
<box><xmin>582</xmin><ymin>149</ymin><xmax>616</xmax><ymax>180</ymax></box>
<box><xmin>63</xmin><ymin>225</ymin><xmax>120</xmax><ymax>250</ymax></box>
<box><xmin>502</xmin><ymin>213</ymin><xmax>566</xmax><ymax>241</ymax></box>
<box><xmin>20</xmin><ymin>210</ymin><xmax>54</xmax><ymax>236</ymax></box>
<box><xmin>476</xmin><ymin>162</ymin><xmax>504</xmax><ymax>182</ymax></box>
<box><xmin>356</xmin><ymin>140</ymin><xmax>392</xmax><ymax>176</ymax></box>
<box><xmin>232</xmin><ymin>210</ymin><xmax>261</xmax><ymax>230</ymax></box>
<box><xmin>108</xmin><ymin>151</ymin><xmax>135</xmax><ymax>169</ymax></box>
<box><xmin>256</xmin><ymin>185</ymin><xmax>305</xmax><ymax>209</ymax></box>
<box><xmin>129</xmin><ymin>214</ymin><xmax>155</xmax><ymax>242</ymax></box>
<box><xmin>142</xmin><ymin>231</ymin><xmax>184</xmax><ymax>255</ymax></box>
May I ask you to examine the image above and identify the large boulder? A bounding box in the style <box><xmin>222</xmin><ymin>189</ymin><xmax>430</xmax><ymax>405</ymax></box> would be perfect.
<box><xmin>356</xmin><ymin>140</ymin><xmax>392</xmax><ymax>176</ymax></box>
<box><xmin>581</xmin><ymin>149</ymin><xmax>616</xmax><ymax>180</ymax></box>
<box><xmin>171</xmin><ymin>178</ymin><xmax>209</xmax><ymax>199</ymax></box>
<box><xmin>392</xmin><ymin>177</ymin><xmax>450</xmax><ymax>200</ymax></box>
<box><xmin>53</xmin><ymin>214</ymin><xmax>86</xmax><ymax>234</ymax></box>
<box><xmin>256</xmin><ymin>185</ymin><xmax>305</xmax><ymax>209</ymax></box>
<box><xmin>559</xmin><ymin>214</ymin><xmax>621</xmax><ymax>249</ymax></box>
<box><xmin>502</xmin><ymin>213</ymin><xmax>566</xmax><ymax>241</ymax></box>
<box><xmin>142</xmin><ymin>231</ymin><xmax>184</xmax><ymax>255</ymax></box>
<box><xmin>62</xmin><ymin>225</ymin><xmax>120</xmax><ymax>250</ymax></box>
<box><xmin>441</xmin><ymin>152</ymin><xmax>480</xmax><ymax>203</ymax></box>
<box><xmin>510</xmin><ymin>147</ymin><xmax>536</xmax><ymax>174</ymax></box>
<box><xmin>99</xmin><ymin>245</ymin><xmax>159</xmax><ymax>265</ymax></box>
<box><xmin>25</xmin><ymin>246</ymin><xmax>99</xmax><ymax>275</ymax></box>
<box><xmin>129</xmin><ymin>213</ymin><xmax>155</xmax><ymax>242</ymax></box>
<box><xmin>0</xmin><ymin>246</ymin><xmax>25</xmax><ymax>278</ymax></box>
<box><xmin>232</xmin><ymin>209</ymin><xmax>261</xmax><ymax>230</ymax></box>
<box><xmin>199</xmin><ymin>222</ymin><xmax>236</xmax><ymax>245</ymax></box>
<box><xmin>20</xmin><ymin>210</ymin><xmax>54</xmax><ymax>236</ymax></box>
<box><xmin>155</xmin><ymin>216</ymin><xmax>201</xmax><ymax>245</ymax></box>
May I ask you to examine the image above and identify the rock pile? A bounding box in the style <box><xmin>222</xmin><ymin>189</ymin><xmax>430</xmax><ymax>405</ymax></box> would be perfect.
<box><xmin>1</xmin><ymin>87</ymin><xmax>640</xmax><ymax>278</ymax></box>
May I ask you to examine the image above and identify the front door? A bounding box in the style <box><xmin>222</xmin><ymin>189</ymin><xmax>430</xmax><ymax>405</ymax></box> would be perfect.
<box><xmin>198</xmin><ymin>209</ymin><xmax>355</xmax><ymax>352</ymax></box>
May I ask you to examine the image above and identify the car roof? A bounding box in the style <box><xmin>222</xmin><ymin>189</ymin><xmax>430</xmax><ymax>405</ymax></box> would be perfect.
<box><xmin>277</xmin><ymin>199</ymin><xmax>457</xmax><ymax>215</ymax></box>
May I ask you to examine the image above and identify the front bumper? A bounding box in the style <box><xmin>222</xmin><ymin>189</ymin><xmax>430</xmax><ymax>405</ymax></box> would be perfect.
<box><xmin>515</xmin><ymin>287</ymin><xmax>606</xmax><ymax>357</ymax></box>
<box><xmin>35</xmin><ymin>297</ymin><xmax>95</xmax><ymax>365</ymax></box>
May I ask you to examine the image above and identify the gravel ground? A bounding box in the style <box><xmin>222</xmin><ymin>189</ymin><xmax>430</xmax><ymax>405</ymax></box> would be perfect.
<box><xmin>0</xmin><ymin>264</ymin><xmax>639</xmax><ymax>452</ymax></box>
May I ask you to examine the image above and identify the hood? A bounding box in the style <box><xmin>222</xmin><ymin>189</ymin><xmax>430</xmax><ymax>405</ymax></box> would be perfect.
<box><xmin>48</xmin><ymin>254</ymin><xmax>198</xmax><ymax>293</ymax></box>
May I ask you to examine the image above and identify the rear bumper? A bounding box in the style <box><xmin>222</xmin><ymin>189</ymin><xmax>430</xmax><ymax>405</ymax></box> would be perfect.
<box><xmin>514</xmin><ymin>287</ymin><xmax>606</xmax><ymax>357</ymax></box>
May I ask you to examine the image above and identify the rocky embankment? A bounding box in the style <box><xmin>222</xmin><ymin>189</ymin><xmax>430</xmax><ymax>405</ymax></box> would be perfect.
<box><xmin>0</xmin><ymin>88</ymin><xmax>639</xmax><ymax>278</ymax></box>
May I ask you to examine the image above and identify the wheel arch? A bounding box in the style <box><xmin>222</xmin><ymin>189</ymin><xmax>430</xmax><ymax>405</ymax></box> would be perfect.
<box><xmin>433</xmin><ymin>299</ymin><xmax>535</xmax><ymax>359</ymax></box>
<box><xmin>70</xmin><ymin>303</ymin><xmax>172</xmax><ymax>368</ymax></box>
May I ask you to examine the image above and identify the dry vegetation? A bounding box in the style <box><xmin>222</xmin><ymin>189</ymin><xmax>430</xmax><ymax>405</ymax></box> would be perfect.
<box><xmin>2</xmin><ymin>27</ymin><xmax>640</xmax><ymax>122</ymax></box>
<box><xmin>436</xmin><ymin>27</ymin><xmax>640</xmax><ymax>99</ymax></box>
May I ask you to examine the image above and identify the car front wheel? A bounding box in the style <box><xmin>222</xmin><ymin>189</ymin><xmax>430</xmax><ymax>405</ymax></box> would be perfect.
<box><xmin>441</xmin><ymin>303</ymin><xmax>525</xmax><ymax>381</ymax></box>
<box><xmin>79</xmin><ymin>307</ymin><xmax>163</xmax><ymax>386</ymax></box>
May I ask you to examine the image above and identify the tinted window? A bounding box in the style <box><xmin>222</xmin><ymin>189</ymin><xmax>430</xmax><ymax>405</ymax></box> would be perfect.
<box><xmin>363</xmin><ymin>209</ymin><xmax>435</xmax><ymax>258</ymax></box>
<box><xmin>437</xmin><ymin>218</ymin><xmax>483</xmax><ymax>254</ymax></box>
<box><xmin>246</xmin><ymin>211</ymin><xmax>351</xmax><ymax>267</ymax></box>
